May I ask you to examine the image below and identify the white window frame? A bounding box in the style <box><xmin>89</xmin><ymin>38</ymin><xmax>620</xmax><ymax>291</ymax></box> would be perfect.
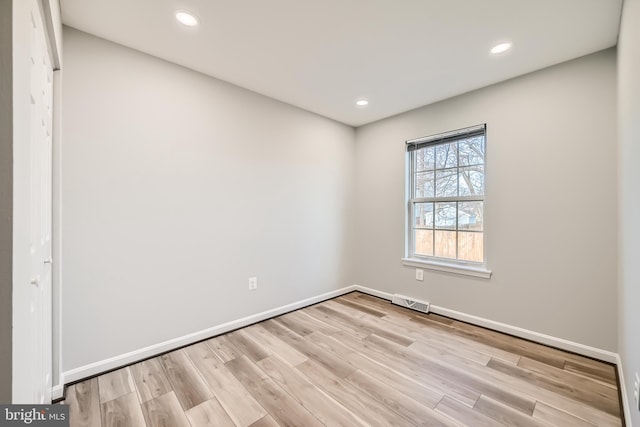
<box><xmin>402</xmin><ymin>124</ymin><xmax>492</xmax><ymax>279</ymax></box>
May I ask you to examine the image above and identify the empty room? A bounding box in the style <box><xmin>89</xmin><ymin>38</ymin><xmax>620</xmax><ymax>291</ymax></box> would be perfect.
<box><xmin>2</xmin><ymin>0</ymin><xmax>639</xmax><ymax>426</ymax></box>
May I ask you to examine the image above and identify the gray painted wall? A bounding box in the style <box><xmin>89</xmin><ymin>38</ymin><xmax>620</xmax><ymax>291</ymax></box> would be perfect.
<box><xmin>618</xmin><ymin>0</ymin><xmax>640</xmax><ymax>423</ymax></box>
<box><xmin>61</xmin><ymin>28</ymin><xmax>355</xmax><ymax>371</ymax></box>
<box><xmin>0</xmin><ymin>0</ymin><xmax>13</xmax><ymax>404</ymax></box>
<box><xmin>352</xmin><ymin>49</ymin><xmax>618</xmax><ymax>351</ymax></box>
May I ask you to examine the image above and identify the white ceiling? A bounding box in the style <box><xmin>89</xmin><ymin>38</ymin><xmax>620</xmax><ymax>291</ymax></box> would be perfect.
<box><xmin>60</xmin><ymin>0</ymin><xmax>622</xmax><ymax>127</ymax></box>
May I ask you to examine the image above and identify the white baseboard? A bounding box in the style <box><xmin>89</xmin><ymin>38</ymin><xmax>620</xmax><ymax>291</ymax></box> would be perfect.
<box><xmin>62</xmin><ymin>286</ymin><xmax>357</xmax><ymax>384</ymax></box>
<box><xmin>353</xmin><ymin>285</ymin><xmax>618</xmax><ymax>364</ymax></box>
<box><xmin>60</xmin><ymin>283</ymin><xmax>620</xmax><ymax>396</ymax></box>
<box><xmin>617</xmin><ymin>354</ymin><xmax>633</xmax><ymax>427</ymax></box>
<box><xmin>52</xmin><ymin>381</ymin><xmax>64</xmax><ymax>401</ymax></box>
<box><xmin>353</xmin><ymin>285</ymin><xmax>394</xmax><ymax>301</ymax></box>
<box><xmin>430</xmin><ymin>305</ymin><xmax>618</xmax><ymax>363</ymax></box>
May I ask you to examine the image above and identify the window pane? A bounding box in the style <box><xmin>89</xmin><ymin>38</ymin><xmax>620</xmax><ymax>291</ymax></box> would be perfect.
<box><xmin>458</xmin><ymin>201</ymin><xmax>483</xmax><ymax>231</ymax></box>
<box><xmin>458</xmin><ymin>231</ymin><xmax>483</xmax><ymax>262</ymax></box>
<box><xmin>414</xmin><ymin>229</ymin><xmax>433</xmax><ymax>256</ymax></box>
<box><xmin>415</xmin><ymin>146</ymin><xmax>435</xmax><ymax>172</ymax></box>
<box><xmin>415</xmin><ymin>172</ymin><xmax>435</xmax><ymax>198</ymax></box>
<box><xmin>413</xmin><ymin>203</ymin><xmax>434</xmax><ymax>228</ymax></box>
<box><xmin>435</xmin><ymin>143</ymin><xmax>457</xmax><ymax>169</ymax></box>
<box><xmin>459</xmin><ymin>166</ymin><xmax>484</xmax><ymax>196</ymax></box>
<box><xmin>407</xmin><ymin>126</ymin><xmax>486</xmax><ymax>264</ymax></box>
<box><xmin>435</xmin><ymin>202</ymin><xmax>457</xmax><ymax>230</ymax></box>
<box><xmin>435</xmin><ymin>230</ymin><xmax>456</xmax><ymax>259</ymax></box>
<box><xmin>435</xmin><ymin>169</ymin><xmax>457</xmax><ymax>197</ymax></box>
<box><xmin>458</xmin><ymin>137</ymin><xmax>485</xmax><ymax>166</ymax></box>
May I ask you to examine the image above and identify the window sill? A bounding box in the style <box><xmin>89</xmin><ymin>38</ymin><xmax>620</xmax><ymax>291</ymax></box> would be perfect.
<box><xmin>401</xmin><ymin>258</ymin><xmax>492</xmax><ymax>279</ymax></box>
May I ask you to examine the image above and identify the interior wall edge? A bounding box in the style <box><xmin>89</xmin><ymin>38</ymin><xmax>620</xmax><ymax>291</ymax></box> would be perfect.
<box><xmin>617</xmin><ymin>0</ymin><xmax>640</xmax><ymax>425</ymax></box>
<box><xmin>616</xmin><ymin>354</ymin><xmax>633</xmax><ymax>426</ymax></box>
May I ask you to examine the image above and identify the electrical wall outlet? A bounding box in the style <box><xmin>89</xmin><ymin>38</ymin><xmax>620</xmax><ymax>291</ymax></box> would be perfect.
<box><xmin>415</xmin><ymin>269</ymin><xmax>424</xmax><ymax>281</ymax></box>
<box><xmin>248</xmin><ymin>276</ymin><xmax>258</xmax><ymax>291</ymax></box>
<box><xmin>634</xmin><ymin>372</ymin><xmax>639</xmax><ymax>410</ymax></box>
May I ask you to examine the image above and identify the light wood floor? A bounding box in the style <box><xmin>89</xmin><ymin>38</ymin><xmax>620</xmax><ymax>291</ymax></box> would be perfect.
<box><xmin>64</xmin><ymin>292</ymin><xmax>623</xmax><ymax>427</ymax></box>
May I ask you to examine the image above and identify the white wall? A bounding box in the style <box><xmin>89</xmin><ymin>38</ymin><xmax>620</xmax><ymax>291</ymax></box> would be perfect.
<box><xmin>353</xmin><ymin>49</ymin><xmax>618</xmax><ymax>351</ymax></box>
<box><xmin>61</xmin><ymin>28</ymin><xmax>355</xmax><ymax>372</ymax></box>
<box><xmin>618</xmin><ymin>0</ymin><xmax>640</xmax><ymax>423</ymax></box>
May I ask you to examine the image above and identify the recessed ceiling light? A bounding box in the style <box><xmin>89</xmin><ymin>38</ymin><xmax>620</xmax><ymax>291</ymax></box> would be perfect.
<box><xmin>356</xmin><ymin>99</ymin><xmax>369</xmax><ymax>107</ymax></box>
<box><xmin>176</xmin><ymin>11</ymin><xmax>199</xmax><ymax>27</ymax></box>
<box><xmin>490</xmin><ymin>42</ymin><xmax>512</xmax><ymax>55</ymax></box>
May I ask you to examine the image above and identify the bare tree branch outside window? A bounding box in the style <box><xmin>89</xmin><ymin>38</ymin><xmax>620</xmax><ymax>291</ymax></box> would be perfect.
<box><xmin>407</xmin><ymin>127</ymin><xmax>485</xmax><ymax>263</ymax></box>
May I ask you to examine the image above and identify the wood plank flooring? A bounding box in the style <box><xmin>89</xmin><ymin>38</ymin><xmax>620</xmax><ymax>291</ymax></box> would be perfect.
<box><xmin>64</xmin><ymin>292</ymin><xmax>623</xmax><ymax>427</ymax></box>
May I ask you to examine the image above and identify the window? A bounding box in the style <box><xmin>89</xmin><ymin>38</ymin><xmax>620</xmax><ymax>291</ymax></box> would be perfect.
<box><xmin>404</xmin><ymin>124</ymin><xmax>490</xmax><ymax>277</ymax></box>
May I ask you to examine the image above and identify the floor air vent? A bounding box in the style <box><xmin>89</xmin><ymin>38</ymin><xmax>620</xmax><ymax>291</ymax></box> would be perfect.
<box><xmin>391</xmin><ymin>294</ymin><xmax>430</xmax><ymax>314</ymax></box>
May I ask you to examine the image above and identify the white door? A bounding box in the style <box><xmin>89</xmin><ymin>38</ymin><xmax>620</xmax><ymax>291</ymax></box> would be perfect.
<box><xmin>27</xmin><ymin>0</ymin><xmax>54</xmax><ymax>404</ymax></box>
